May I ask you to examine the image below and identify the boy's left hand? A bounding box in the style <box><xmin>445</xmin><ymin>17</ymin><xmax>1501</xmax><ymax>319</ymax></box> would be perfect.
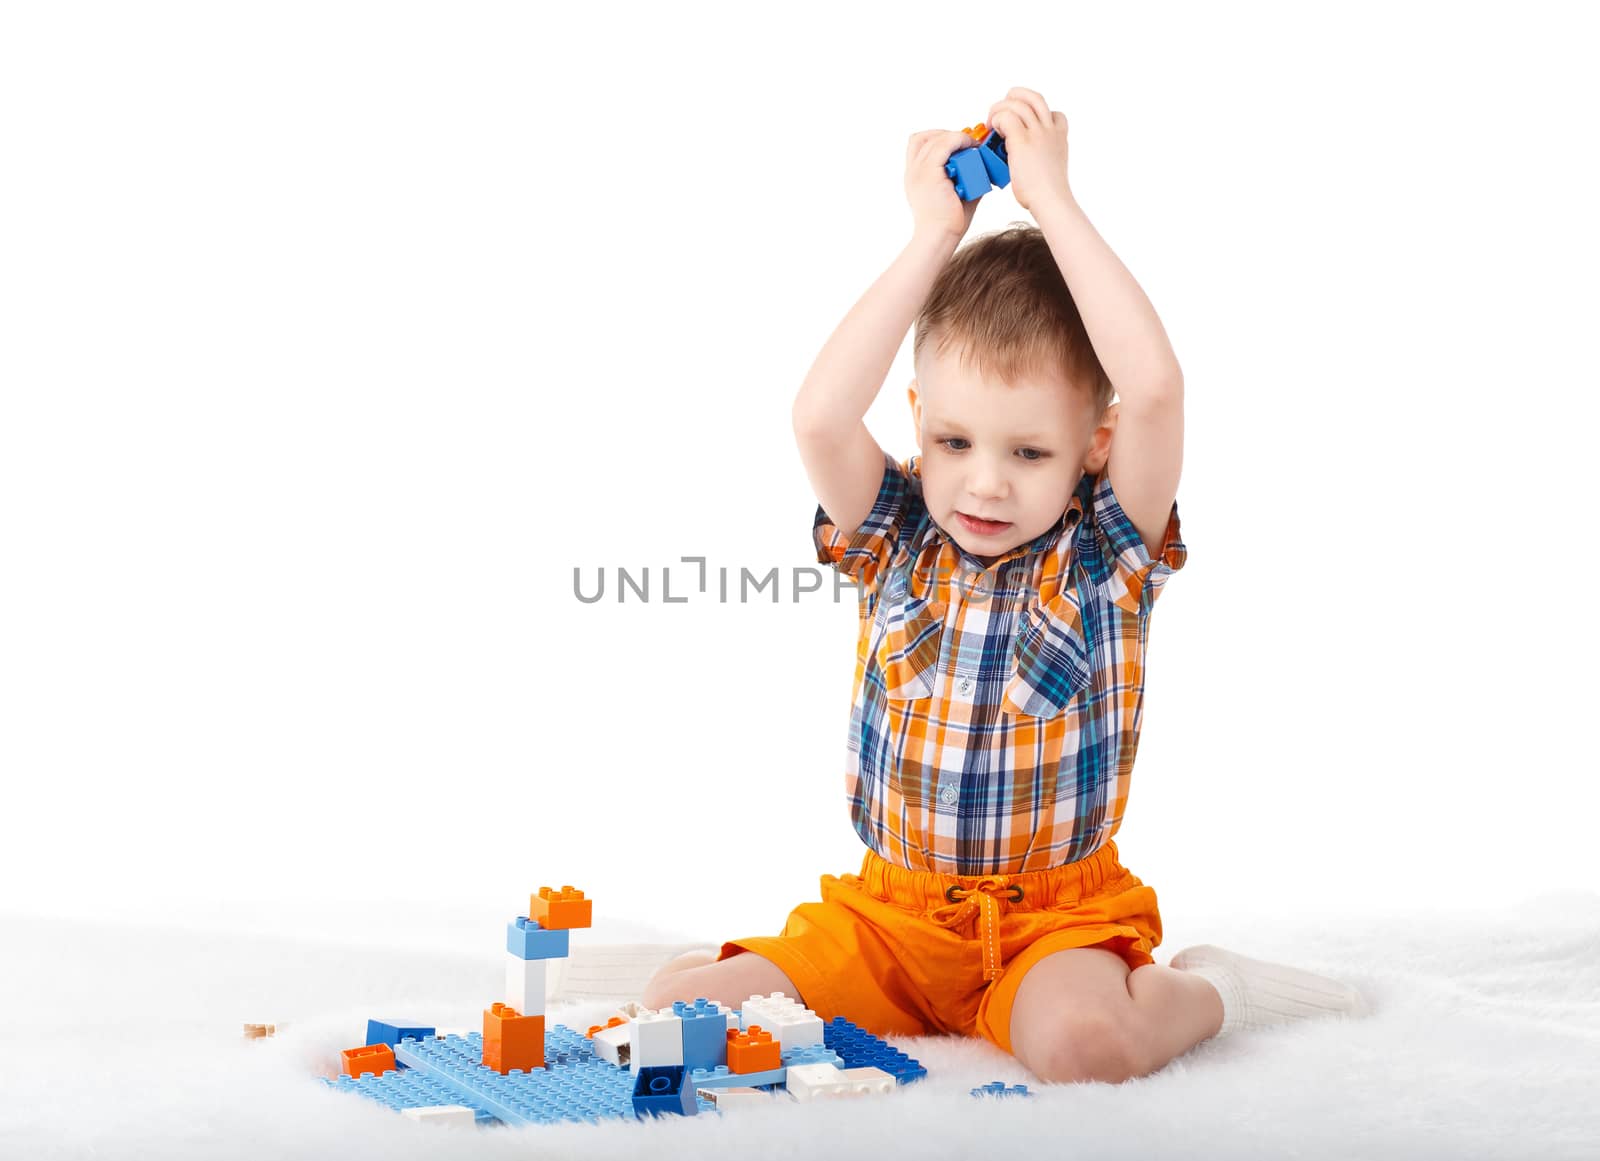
<box><xmin>986</xmin><ymin>87</ymin><xmax>1074</xmax><ymax>214</ymax></box>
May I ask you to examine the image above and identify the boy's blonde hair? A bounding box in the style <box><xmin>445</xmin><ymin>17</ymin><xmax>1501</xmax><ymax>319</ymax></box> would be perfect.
<box><xmin>913</xmin><ymin>222</ymin><xmax>1115</xmax><ymax>420</ymax></box>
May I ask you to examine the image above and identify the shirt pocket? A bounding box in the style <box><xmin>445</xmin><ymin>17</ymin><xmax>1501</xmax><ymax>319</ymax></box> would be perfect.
<box><xmin>1002</xmin><ymin>586</ymin><xmax>1092</xmax><ymax>718</ymax></box>
<box><xmin>873</xmin><ymin>573</ymin><xmax>944</xmax><ymax>702</ymax></box>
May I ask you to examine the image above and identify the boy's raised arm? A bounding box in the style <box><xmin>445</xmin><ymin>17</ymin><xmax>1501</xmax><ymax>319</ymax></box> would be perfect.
<box><xmin>987</xmin><ymin>87</ymin><xmax>1185</xmax><ymax>559</ymax></box>
<box><xmin>791</xmin><ymin>130</ymin><xmax>979</xmax><ymax>535</ymax></box>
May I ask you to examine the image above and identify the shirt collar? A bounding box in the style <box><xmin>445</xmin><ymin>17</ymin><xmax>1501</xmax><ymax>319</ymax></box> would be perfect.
<box><xmin>908</xmin><ymin>454</ymin><xmax>1090</xmax><ymax>569</ymax></box>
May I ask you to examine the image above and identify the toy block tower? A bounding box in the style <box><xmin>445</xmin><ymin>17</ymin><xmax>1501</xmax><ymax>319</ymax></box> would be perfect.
<box><xmin>504</xmin><ymin>885</ymin><xmax>591</xmax><ymax>1016</ymax></box>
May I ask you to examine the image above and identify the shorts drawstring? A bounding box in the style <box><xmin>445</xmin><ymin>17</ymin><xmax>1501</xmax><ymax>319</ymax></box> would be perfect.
<box><xmin>927</xmin><ymin>876</ymin><xmax>1025</xmax><ymax>981</ymax></box>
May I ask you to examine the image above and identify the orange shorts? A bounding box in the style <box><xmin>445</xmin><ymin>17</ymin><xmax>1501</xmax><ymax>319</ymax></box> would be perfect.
<box><xmin>719</xmin><ymin>840</ymin><xmax>1162</xmax><ymax>1056</ymax></box>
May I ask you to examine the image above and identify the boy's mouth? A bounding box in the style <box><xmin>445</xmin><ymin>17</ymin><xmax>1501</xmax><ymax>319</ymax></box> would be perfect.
<box><xmin>957</xmin><ymin>512</ymin><xmax>1012</xmax><ymax>536</ymax></box>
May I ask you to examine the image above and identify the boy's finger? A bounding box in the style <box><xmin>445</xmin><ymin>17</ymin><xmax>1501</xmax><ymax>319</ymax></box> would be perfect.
<box><xmin>1015</xmin><ymin>88</ymin><xmax>1050</xmax><ymax>124</ymax></box>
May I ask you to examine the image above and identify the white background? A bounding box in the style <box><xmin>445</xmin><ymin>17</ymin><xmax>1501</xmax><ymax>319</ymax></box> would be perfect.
<box><xmin>3</xmin><ymin>1</ymin><xmax>1596</xmax><ymax>946</ymax></box>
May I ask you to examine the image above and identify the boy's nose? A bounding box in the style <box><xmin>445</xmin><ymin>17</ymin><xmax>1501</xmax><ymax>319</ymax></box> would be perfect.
<box><xmin>967</xmin><ymin>470</ymin><xmax>1006</xmax><ymax>500</ymax></box>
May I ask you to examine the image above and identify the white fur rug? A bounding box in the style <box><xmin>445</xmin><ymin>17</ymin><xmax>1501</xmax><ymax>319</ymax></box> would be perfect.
<box><xmin>4</xmin><ymin>892</ymin><xmax>1597</xmax><ymax>1160</ymax></box>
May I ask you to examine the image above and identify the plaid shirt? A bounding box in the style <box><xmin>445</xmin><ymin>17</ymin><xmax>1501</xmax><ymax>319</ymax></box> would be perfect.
<box><xmin>813</xmin><ymin>451</ymin><xmax>1187</xmax><ymax>875</ymax></box>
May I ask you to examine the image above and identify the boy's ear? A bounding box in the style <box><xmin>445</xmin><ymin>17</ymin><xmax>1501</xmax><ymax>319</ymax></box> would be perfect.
<box><xmin>906</xmin><ymin>379</ymin><xmax>923</xmax><ymax>450</ymax></box>
<box><xmin>1082</xmin><ymin>401</ymin><xmax>1119</xmax><ymax>474</ymax></box>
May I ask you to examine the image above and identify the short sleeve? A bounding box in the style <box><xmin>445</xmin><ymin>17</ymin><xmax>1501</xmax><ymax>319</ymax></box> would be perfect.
<box><xmin>1086</xmin><ymin>469</ymin><xmax>1187</xmax><ymax>616</ymax></box>
<box><xmin>812</xmin><ymin>451</ymin><xmax>912</xmax><ymax>592</ymax></box>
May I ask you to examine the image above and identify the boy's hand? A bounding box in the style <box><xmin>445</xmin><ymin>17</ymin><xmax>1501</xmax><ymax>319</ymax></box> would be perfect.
<box><xmin>904</xmin><ymin>129</ymin><xmax>981</xmax><ymax>241</ymax></box>
<box><xmin>986</xmin><ymin>87</ymin><xmax>1074</xmax><ymax>214</ymax></box>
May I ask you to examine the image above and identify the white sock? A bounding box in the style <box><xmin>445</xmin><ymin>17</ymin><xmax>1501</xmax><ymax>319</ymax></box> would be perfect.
<box><xmin>546</xmin><ymin>942</ymin><xmax>720</xmax><ymax>1004</ymax></box>
<box><xmin>1168</xmin><ymin>943</ymin><xmax>1371</xmax><ymax>1036</ymax></box>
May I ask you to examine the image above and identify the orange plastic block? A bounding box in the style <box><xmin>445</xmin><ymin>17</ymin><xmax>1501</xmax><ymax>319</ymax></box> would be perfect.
<box><xmin>960</xmin><ymin>121</ymin><xmax>989</xmax><ymax>142</ymax></box>
<box><xmin>340</xmin><ymin>1043</ymin><xmax>396</xmax><ymax>1077</ymax></box>
<box><xmin>586</xmin><ymin>1016</ymin><xmax>625</xmax><ymax>1038</ymax></box>
<box><xmin>483</xmin><ymin>1002</ymin><xmax>544</xmax><ymax>1074</ymax></box>
<box><xmin>726</xmin><ymin>1024</ymin><xmax>780</xmax><ymax>1073</ymax></box>
<box><xmin>529</xmin><ymin>885</ymin><xmax>592</xmax><ymax>930</ymax></box>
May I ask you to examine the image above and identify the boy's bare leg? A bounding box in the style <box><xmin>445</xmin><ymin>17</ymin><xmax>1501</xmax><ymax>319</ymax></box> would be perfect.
<box><xmin>1012</xmin><ymin>942</ymin><xmax>1369</xmax><ymax>1084</ymax></box>
<box><xmin>1008</xmin><ymin>947</ymin><xmax>1222</xmax><ymax>1085</ymax></box>
<box><xmin>640</xmin><ymin>948</ymin><xmax>803</xmax><ymax>1013</ymax></box>
<box><xmin>1125</xmin><ymin>960</ymin><xmax>1227</xmax><ymax>1063</ymax></box>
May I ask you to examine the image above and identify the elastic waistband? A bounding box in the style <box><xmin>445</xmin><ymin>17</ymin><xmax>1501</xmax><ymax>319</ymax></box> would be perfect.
<box><xmin>859</xmin><ymin>842</ymin><xmax>1126</xmax><ymax>910</ymax></box>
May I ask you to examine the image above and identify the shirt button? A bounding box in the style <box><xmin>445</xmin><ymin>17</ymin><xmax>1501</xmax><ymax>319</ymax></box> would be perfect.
<box><xmin>957</xmin><ymin>676</ymin><xmax>973</xmax><ymax>695</ymax></box>
<box><xmin>939</xmin><ymin>786</ymin><xmax>958</xmax><ymax>806</ymax></box>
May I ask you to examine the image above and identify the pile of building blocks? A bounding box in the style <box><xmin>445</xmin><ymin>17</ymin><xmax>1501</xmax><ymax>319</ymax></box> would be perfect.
<box><xmin>945</xmin><ymin>122</ymin><xmax>1011</xmax><ymax>202</ymax></box>
<box><xmin>319</xmin><ymin>885</ymin><xmax>929</xmax><ymax>1127</ymax></box>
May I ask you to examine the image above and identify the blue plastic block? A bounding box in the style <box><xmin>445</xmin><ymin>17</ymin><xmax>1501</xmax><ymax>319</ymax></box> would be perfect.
<box><xmin>823</xmin><ymin>1017</ymin><xmax>927</xmax><ymax>1084</ymax></box>
<box><xmin>687</xmin><ymin>1062</ymin><xmax>787</xmax><ymax>1090</ymax></box>
<box><xmin>977</xmin><ymin>130</ymin><xmax>1010</xmax><ymax>188</ymax></box>
<box><xmin>381</xmin><ymin>1026</ymin><xmax>718</xmax><ymax>1126</ymax></box>
<box><xmin>971</xmin><ymin>1081</ymin><xmax>1032</xmax><ymax>1098</ymax></box>
<box><xmin>672</xmin><ymin>999</ymin><xmax>729</xmax><ymax>1074</ymax></box>
<box><xmin>632</xmin><ymin>1065</ymin><xmax>698</xmax><ymax>1118</ymax></box>
<box><xmin>506</xmin><ymin>916</ymin><xmax>570</xmax><ymax>961</ymax></box>
<box><xmin>365</xmin><ymin>1019</ymin><xmax>436</xmax><ymax>1050</ymax></box>
<box><xmin>689</xmin><ymin>1043</ymin><xmax>842</xmax><ymax>1091</ymax></box>
<box><xmin>945</xmin><ymin>148</ymin><xmax>991</xmax><ymax>201</ymax></box>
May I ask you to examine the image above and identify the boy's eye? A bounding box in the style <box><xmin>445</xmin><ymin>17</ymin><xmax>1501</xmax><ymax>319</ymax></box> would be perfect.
<box><xmin>937</xmin><ymin>437</ymin><xmax>1048</xmax><ymax>461</ymax></box>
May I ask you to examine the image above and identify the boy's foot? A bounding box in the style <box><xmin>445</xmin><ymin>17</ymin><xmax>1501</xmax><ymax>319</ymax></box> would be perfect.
<box><xmin>1168</xmin><ymin>943</ymin><xmax>1372</xmax><ymax>1036</ymax></box>
<box><xmin>546</xmin><ymin>941</ymin><xmax>721</xmax><ymax>1005</ymax></box>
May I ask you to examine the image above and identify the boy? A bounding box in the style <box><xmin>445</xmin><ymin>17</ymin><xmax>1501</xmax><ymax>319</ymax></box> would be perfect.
<box><xmin>638</xmin><ymin>88</ymin><xmax>1368</xmax><ymax>1083</ymax></box>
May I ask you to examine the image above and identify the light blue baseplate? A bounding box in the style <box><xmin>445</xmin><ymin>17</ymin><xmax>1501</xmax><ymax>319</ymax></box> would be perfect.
<box><xmin>322</xmin><ymin>1022</ymin><xmax>843</xmax><ymax>1126</ymax></box>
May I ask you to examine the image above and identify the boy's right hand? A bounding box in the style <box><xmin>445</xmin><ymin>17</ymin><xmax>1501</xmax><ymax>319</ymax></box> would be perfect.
<box><xmin>904</xmin><ymin>130</ymin><xmax>981</xmax><ymax>241</ymax></box>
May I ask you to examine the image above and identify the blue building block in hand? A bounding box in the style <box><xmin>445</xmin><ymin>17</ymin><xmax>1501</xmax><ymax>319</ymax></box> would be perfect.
<box><xmin>633</xmin><ymin>1065</ymin><xmax>697</xmax><ymax>1118</ymax></box>
<box><xmin>946</xmin><ymin>148</ymin><xmax>991</xmax><ymax>202</ymax></box>
<box><xmin>976</xmin><ymin>130</ymin><xmax>1009</xmax><ymax>188</ymax></box>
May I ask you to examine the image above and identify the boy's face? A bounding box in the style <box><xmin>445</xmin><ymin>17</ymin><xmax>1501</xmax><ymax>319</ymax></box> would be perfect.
<box><xmin>909</xmin><ymin>341</ymin><xmax>1115</xmax><ymax>567</ymax></box>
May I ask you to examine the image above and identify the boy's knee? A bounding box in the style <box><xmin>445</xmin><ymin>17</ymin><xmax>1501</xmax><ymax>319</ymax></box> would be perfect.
<box><xmin>1027</xmin><ymin>1010</ymin><xmax>1146</xmax><ymax>1085</ymax></box>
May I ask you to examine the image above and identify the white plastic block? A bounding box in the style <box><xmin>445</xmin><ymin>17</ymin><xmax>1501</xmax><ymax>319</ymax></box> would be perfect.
<box><xmin>833</xmin><ymin>1066</ymin><xmax>897</xmax><ymax>1095</ymax></box>
<box><xmin>785</xmin><ymin>1062</ymin><xmax>845</xmax><ymax>1102</ymax></box>
<box><xmin>400</xmin><ymin>1104</ymin><xmax>477</xmax><ymax>1126</ymax></box>
<box><xmin>698</xmin><ymin>1086</ymin><xmax>784</xmax><ymax>1110</ymax></box>
<box><xmin>785</xmin><ymin>1062</ymin><xmax>895</xmax><ymax>1102</ymax></box>
<box><xmin>505</xmin><ymin>954</ymin><xmax>548</xmax><ymax>1016</ymax></box>
<box><xmin>614</xmin><ymin>999</ymin><xmax>653</xmax><ymax>1021</ymax></box>
<box><xmin>629</xmin><ymin>1008</ymin><xmax>683</xmax><ymax>1072</ymax></box>
<box><xmin>591</xmin><ymin>1021</ymin><xmax>632</xmax><ymax>1068</ymax></box>
<box><xmin>739</xmin><ymin>992</ymin><xmax>825</xmax><ymax>1052</ymax></box>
